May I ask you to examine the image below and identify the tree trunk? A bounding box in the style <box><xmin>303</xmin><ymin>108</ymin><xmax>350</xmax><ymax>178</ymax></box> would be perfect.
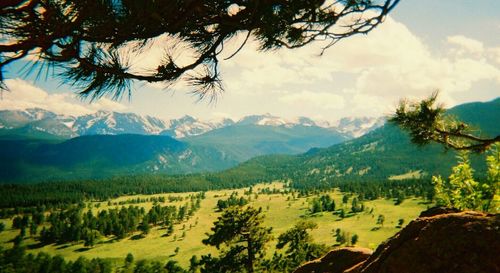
<box><xmin>246</xmin><ymin>235</ymin><xmax>254</xmax><ymax>273</ymax></box>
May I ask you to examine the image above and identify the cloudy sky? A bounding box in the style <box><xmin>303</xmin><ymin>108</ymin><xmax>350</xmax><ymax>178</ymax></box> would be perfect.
<box><xmin>2</xmin><ymin>0</ymin><xmax>500</xmax><ymax>123</ymax></box>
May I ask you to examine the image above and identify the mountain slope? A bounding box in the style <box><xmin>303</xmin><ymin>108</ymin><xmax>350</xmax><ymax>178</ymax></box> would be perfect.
<box><xmin>184</xmin><ymin>123</ymin><xmax>349</xmax><ymax>162</ymax></box>
<box><xmin>225</xmin><ymin>98</ymin><xmax>500</xmax><ymax>186</ymax></box>
<box><xmin>0</xmin><ymin>134</ymin><xmax>236</xmax><ymax>182</ymax></box>
<box><xmin>0</xmin><ymin>108</ymin><xmax>76</xmax><ymax>138</ymax></box>
<box><xmin>446</xmin><ymin>97</ymin><xmax>500</xmax><ymax>137</ymax></box>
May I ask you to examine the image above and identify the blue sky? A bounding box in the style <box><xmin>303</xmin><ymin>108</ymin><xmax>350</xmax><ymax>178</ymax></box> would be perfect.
<box><xmin>2</xmin><ymin>0</ymin><xmax>500</xmax><ymax>122</ymax></box>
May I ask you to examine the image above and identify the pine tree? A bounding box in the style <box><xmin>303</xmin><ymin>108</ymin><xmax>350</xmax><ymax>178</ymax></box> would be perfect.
<box><xmin>202</xmin><ymin>206</ymin><xmax>272</xmax><ymax>273</ymax></box>
<box><xmin>351</xmin><ymin>234</ymin><xmax>359</xmax><ymax>246</ymax></box>
<box><xmin>275</xmin><ymin>221</ymin><xmax>326</xmax><ymax>271</ymax></box>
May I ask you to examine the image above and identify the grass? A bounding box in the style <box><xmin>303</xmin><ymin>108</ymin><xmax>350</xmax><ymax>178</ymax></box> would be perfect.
<box><xmin>0</xmin><ymin>183</ymin><xmax>430</xmax><ymax>267</ymax></box>
<box><xmin>389</xmin><ymin>170</ymin><xmax>424</xmax><ymax>180</ymax></box>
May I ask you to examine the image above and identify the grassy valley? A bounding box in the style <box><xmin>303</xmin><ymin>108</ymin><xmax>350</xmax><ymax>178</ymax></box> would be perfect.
<box><xmin>0</xmin><ymin>183</ymin><xmax>429</xmax><ymax>268</ymax></box>
<box><xmin>0</xmin><ymin>98</ymin><xmax>497</xmax><ymax>273</ymax></box>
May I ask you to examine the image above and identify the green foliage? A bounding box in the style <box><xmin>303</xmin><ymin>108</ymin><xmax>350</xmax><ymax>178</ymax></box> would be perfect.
<box><xmin>125</xmin><ymin>253</ymin><xmax>134</xmax><ymax>266</ymax></box>
<box><xmin>376</xmin><ymin>215</ymin><xmax>385</xmax><ymax>227</ymax></box>
<box><xmin>432</xmin><ymin>148</ymin><xmax>498</xmax><ymax>211</ymax></box>
<box><xmin>35</xmin><ymin>195</ymin><xmax>203</xmax><ymax>245</ymax></box>
<box><xmin>333</xmin><ymin>228</ymin><xmax>351</xmax><ymax>246</ymax></box>
<box><xmin>202</xmin><ymin>206</ymin><xmax>272</xmax><ymax>273</ymax></box>
<box><xmin>216</xmin><ymin>192</ymin><xmax>249</xmax><ymax>212</ymax></box>
<box><xmin>351</xmin><ymin>234</ymin><xmax>359</xmax><ymax>246</ymax></box>
<box><xmin>391</xmin><ymin>93</ymin><xmax>500</xmax><ymax>152</ymax></box>
<box><xmin>189</xmin><ymin>255</ymin><xmax>200</xmax><ymax>273</ymax></box>
<box><xmin>0</xmin><ymin>247</ymin><xmax>113</xmax><ymax>273</ymax></box>
<box><xmin>309</xmin><ymin>195</ymin><xmax>335</xmax><ymax>214</ymax></box>
<box><xmin>486</xmin><ymin>144</ymin><xmax>500</xmax><ymax>211</ymax></box>
<box><xmin>351</xmin><ymin>197</ymin><xmax>364</xmax><ymax>213</ymax></box>
<box><xmin>273</xmin><ymin>221</ymin><xmax>327</xmax><ymax>272</ymax></box>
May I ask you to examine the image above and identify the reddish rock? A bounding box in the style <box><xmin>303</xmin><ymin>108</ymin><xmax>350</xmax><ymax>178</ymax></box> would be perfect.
<box><xmin>293</xmin><ymin>208</ymin><xmax>500</xmax><ymax>273</ymax></box>
<box><xmin>293</xmin><ymin>247</ymin><xmax>372</xmax><ymax>273</ymax></box>
<box><xmin>354</xmin><ymin>210</ymin><xmax>500</xmax><ymax>273</ymax></box>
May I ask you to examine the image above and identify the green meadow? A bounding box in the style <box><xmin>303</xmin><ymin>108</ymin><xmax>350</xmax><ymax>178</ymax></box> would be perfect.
<box><xmin>0</xmin><ymin>183</ymin><xmax>430</xmax><ymax>267</ymax></box>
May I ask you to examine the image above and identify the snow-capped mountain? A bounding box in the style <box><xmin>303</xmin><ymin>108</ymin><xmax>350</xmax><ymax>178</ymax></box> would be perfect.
<box><xmin>236</xmin><ymin>114</ymin><xmax>325</xmax><ymax>128</ymax></box>
<box><xmin>237</xmin><ymin>114</ymin><xmax>289</xmax><ymax>126</ymax></box>
<box><xmin>160</xmin><ymin>115</ymin><xmax>234</xmax><ymax>138</ymax></box>
<box><xmin>0</xmin><ymin>108</ymin><xmax>384</xmax><ymax>139</ymax></box>
<box><xmin>233</xmin><ymin>114</ymin><xmax>385</xmax><ymax>136</ymax></box>
<box><xmin>0</xmin><ymin>108</ymin><xmax>55</xmax><ymax>129</ymax></box>
<box><xmin>73</xmin><ymin>111</ymin><xmax>170</xmax><ymax>135</ymax></box>
<box><xmin>334</xmin><ymin>117</ymin><xmax>386</xmax><ymax>138</ymax></box>
<box><xmin>0</xmin><ymin>108</ymin><xmax>77</xmax><ymax>137</ymax></box>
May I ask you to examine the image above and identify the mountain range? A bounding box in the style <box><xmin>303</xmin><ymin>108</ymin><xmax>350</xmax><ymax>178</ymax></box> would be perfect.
<box><xmin>3</xmin><ymin>97</ymin><xmax>496</xmax><ymax>184</ymax></box>
<box><xmin>0</xmin><ymin>109</ymin><xmax>384</xmax><ymax>139</ymax></box>
<box><xmin>228</xmin><ymin>97</ymin><xmax>500</xmax><ymax>186</ymax></box>
<box><xmin>0</xmin><ymin>109</ymin><xmax>384</xmax><ymax>182</ymax></box>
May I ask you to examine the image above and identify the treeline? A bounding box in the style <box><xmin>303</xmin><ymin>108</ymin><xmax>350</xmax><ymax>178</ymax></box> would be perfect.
<box><xmin>290</xmin><ymin>177</ymin><xmax>434</xmax><ymax>203</ymax></box>
<box><xmin>0</xmin><ymin>156</ymin><xmax>434</xmax><ymax>212</ymax></box>
<box><xmin>0</xmin><ymin>175</ymin><xmax>433</xmax><ymax>211</ymax></box>
<box><xmin>0</xmin><ymin>247</ymin><xmax>113</xmax><ymax>273</ymax></box>
<box><xmin>216</xmin><ymin>192</ymin><xmax>249</xmax><ymax>211</ymax></box>
<box><xmin>0</xmin><ymin>165</ymin><xmax>277</xmax><ymax>209</ymax></box>
<box><xmin>0</xmin><ymin>246</ymin><xmax>188</xmax><ymax>273</ymax></box>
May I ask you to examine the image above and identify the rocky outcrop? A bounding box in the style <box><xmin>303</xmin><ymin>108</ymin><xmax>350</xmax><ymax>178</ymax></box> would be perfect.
<box><xmin>294</xmin><ymin>208</ymin><xmax>500</xmax><ymax>273</ymax></box>
<box><xmin>293</xmin><ymin>247</ymin><xmax>373</xmax><ymax>273</ymax></box>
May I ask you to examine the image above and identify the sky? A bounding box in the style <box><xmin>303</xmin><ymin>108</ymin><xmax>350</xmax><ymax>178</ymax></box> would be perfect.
<box><xmin>1</xmin><ymin>0</ymin><xmax>500</xmax><ymax>123</ymax></box>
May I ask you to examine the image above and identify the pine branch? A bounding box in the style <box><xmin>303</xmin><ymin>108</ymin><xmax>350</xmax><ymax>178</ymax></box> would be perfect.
<box><xmin>1</xmin><ymin>0</ymin><xmax>399</xmax><ymax>100</ymax></box>
<box><xmin>390</xmin><ymin>93</ymin><xmax>500</xmax><ymax>153</ymax></box>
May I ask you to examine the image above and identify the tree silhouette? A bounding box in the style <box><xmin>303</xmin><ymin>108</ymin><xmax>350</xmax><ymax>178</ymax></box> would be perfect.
<box><xmin>390</xmin><ymin>92</ymin><xmax>500</xmax><ymax>152</ymax></box>
<box><xmin>1</xmin><ymin>0</ymin><xmax>399</xmax><ymax>100</ymax></box>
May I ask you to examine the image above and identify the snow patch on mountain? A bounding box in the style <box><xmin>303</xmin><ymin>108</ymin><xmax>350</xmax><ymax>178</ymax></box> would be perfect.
<box><xmin>335</xmin><ymin>117</ymin><xmax>386</xmax><ymax>138</ymax></box>
<box><xmin>0</xmin><ymin>108</ymin><xmax>385</xmax><ymax>139</ymax></box>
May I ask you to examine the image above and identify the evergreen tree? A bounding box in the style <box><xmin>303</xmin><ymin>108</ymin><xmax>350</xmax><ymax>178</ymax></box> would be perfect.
<box><xmin>125</xmin><ymin>253</ymin><xmax>134</xmax><ymax>267</ymax></box>
<box><xmin>377</xmin><ymin>215</ymin><xmax>385</xmax><ymax>227</ymax></box>
<box><xmin>275</xmin><ymin>221</ymin><xmax>326</xmax><ymax>272</ymax></box>
<box><xmin>202</xmin><ymin>206</ymin><xmax>272</xmax><ymax>273</ymax></box>
<box><xmin>189</xmin><ymin>255</ymin><xmax>200</xmax><ymax>273</ymax></box>
<box><xmin>139</xmin><ymin>217</ymin><xmax>151</xmax><ymax>235</ymax></box>
<box><xmin>351</xmin><ymin>234</ymin><xmax>359</xmax><ymax>246</ymax></box>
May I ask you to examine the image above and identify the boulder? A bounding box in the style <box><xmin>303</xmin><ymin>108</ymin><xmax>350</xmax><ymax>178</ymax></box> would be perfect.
<box><xmin>355</xmin><ymin>209</ymin><xmax>499</xmax><ymax>273</ymax></box>
<box><xmin>293</xmin><ymin>247</ymin><xmax>372</xmax><ymax>273</ymax></box>
<box><xmin>293</xmin><ymin>208</ymin><xmax>500</xmax><ymax>273</ymax></box>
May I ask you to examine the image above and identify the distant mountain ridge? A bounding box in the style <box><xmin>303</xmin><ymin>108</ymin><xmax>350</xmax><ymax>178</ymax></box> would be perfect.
<box><xmin>230</xmin><ymin>97</ymin><xmax>500</xmax><ymax>185</ymax></box>
<box><xmin>0</xmin><ymin>98</ymin><xmax>497</xmax><ymax>184</ymax></box>
<box><xmin>0</xmin><ymin>109</ymin><xmax>385</xmax><ymax>183</ymax></box>
<box><xmin>0</xmin><ymin>109</ymin><xmax>384</xmax><ymax>139</ymax></box>
<box><xmin>0</xmin><ymin>134</ymin><xmax>237</xmax><ymax>182</ymax></box>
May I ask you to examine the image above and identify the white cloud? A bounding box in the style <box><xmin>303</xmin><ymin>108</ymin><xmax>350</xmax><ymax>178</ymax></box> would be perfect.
<box><xmin>0</xmin><ymin>79</ymin><xmax>127</xmax><ymax>116</ymax></box>
<box><xmin>211</xmin><ymin>17</ymin><xmax>500</xmax><ymax>118</ymax></box>
<box><xmin>489</xmin><ymin>47</ymin><xmax>500</xmax><ymax>65</ymax></box>
<box><xmin>447</xmin><ymin>35</ymin><xmax>484</xmax><ymax>55</ymax></box>
<box><xmin>4</xmin><ymin>12</ymin><xmax>499</xmax><ymax>122</ymax></box>
<box><xmin>280</xmin><ymin>91</ymin><xmax>345</xmax><ymax>110</ymax></box>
